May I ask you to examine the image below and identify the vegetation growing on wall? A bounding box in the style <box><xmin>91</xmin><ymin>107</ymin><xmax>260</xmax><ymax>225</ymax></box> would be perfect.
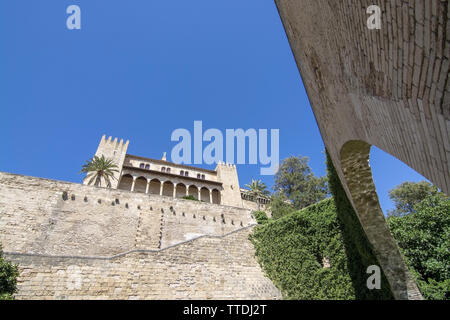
<box><xmin>182</xmin><ymin>195</ymin><xmax>198</xmax><ymax>201</ymax></box>
<box><xmin>0</xmin><ymin>244</ymin><xmax>18</xmax><ymax>300</ymax></box>
<box><xmin>253</xmin><ymin>211</ymin><xmax>269</xmax><ymax>225</ymax></box>
<box><xmin>249</xmin><ymin>152</ymin><xmax>393</xmax><ymax>300</ymax></box>
<box><xmin>269</xmin><ymin>191</ymin><xmax>295</xmax><ymax>220</ymax></box>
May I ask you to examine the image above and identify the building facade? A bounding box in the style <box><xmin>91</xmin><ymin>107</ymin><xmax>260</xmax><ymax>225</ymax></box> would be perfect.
<box><xmin>84</xmin><ymin>135</ymin><xmax>270</xmax><ymax>210</ymax></box>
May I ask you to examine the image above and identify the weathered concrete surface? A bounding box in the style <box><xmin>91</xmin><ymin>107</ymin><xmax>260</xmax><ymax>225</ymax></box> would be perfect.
<box><xmin>276</xmin><ymin>0</ymin><xmax>449</xmax><ymax>299</ymax></box>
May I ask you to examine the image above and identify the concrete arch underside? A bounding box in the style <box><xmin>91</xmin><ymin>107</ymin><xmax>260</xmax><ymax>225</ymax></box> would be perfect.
<box><xmin>340</xmin><ymin>141</ymin><xmax>422</xmax><ymax>300</ymax></box>
<box><xmin>275</xmin><ymin>0</ymin><xmax>449</xmax><ymax>299</ymax></box>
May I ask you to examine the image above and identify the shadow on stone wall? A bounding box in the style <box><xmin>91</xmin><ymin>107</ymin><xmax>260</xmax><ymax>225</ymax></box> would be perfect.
<box><xmin>326</xmin><ymin>151</ymin><xmax>394</xmax><ymax>300</ymax></box>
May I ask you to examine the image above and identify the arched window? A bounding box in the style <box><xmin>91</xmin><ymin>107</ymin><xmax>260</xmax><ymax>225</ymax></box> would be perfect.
<box><xmin>148</xmin><ymin>179</ymin><xmax>161</xmax><ymax>195</ymax></box>
<box><xmin>162</xmin><ymin>181</ymin><xmax>174</xmax><ymax>197</ymax></box>
<box><xmin>118</xmin><ymin>174</ymin><xmax>133</xmax><ymax>191</ymax></box>
<box><xmin>197</xmin><ymin>174</ymin><xmax>201</xmax><ymax>179</ymax></box>
<box><xmin>139</xmin><ymin>163</ymin><xmax>145</xmax><ymax>169</ymax></box>
<box><xmin>166</xmin><ymin>168</ymin><xmax>171</xmax><ymax>173</ymax></box>
<box><xmin>134</xmin><ymin>177</ymin><xmax>147</xmax><ymax>193</ymax></box>
<box><xmin>180</xmin><ymin>170</ymin><xmax>184</xmax><ymax>176</ymax></box>
<box><xmin>201</xmin><ymin>174</ymin><xmax>205</xmax><ymax>180</ymax></box>
<box><xmin>161</xmin><ymin>167</ymin><xmax>166</xmax><ymax>172</ymax></box>
<box><xmin>184</xmin><ymin>171</ymin><xmax>189</xmax><ymax>177</ymax></box>
<box><xmin>145</xmin><ymin>164</ymin><xmax>150</xmax><ymax>170</ymax></box>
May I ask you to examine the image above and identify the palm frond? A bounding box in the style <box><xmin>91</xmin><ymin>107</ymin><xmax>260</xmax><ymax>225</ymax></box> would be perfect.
<box><xmin>80</xmin><ymin>154</ymin><xmax>119</xmax><ymax>188</ymax></box>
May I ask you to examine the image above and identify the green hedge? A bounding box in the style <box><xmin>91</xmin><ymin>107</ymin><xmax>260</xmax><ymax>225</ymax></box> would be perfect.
<box><xmin>249</xmin><ymin>152</ymin><xmax>394</xmax><ymax>300</ymax></box>
<box><xmin>253</xmin><ymin>211</ymin><xmax>269</xmax><ymax>225</ymax></box>
<box><xmin>182</xmin><ymin>195</ymin><xmax>198</xmax><ymax>201</ymax></box>
<box><xmin>0</xmin><ymin>244</ymin><xmax>18</xmax><ymax>300</ymax></box>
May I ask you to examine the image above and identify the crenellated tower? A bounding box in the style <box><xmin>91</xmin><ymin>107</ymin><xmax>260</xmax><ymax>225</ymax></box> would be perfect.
<box><xmin>215</xmin><ymin>161</ymin><xmax>242</xmax><ymax>207</ymax></box>
<box><xmin>83</xmin><ymin>135</ymin><xmax>129</xmax><ymax>188</ymax></box>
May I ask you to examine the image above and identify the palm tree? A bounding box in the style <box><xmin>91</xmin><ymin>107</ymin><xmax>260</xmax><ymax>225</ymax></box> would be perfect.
<box><xmin>245</xmin><ymin>179</ymin><xmax>270</xmax><ymax>210</ymax></box>
<box><xmin>80</xmin><ymin>155</ymin><xmax>119</xmax><ymax>188</ymax></box>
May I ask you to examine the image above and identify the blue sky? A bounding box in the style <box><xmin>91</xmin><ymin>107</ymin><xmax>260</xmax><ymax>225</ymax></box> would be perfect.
<box><xmin>0</xmin><ymin>0</ymin><xmax>427</xmax><ymax>213</ymax></box>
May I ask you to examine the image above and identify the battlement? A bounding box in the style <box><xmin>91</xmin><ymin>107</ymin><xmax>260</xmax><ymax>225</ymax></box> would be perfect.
<box><xmin>98</xmin><ymin>135</ymin><xmax>130</xmax><ymax>151</ymax></box>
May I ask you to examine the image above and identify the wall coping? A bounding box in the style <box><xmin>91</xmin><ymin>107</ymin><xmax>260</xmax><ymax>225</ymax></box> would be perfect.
<box><xmin>4</xmin><ymin>224</ymin><xmax>257</xmax><ymax>261</ymax></box>
<box><xmin>0</xmin><ymin>171</ymin><xmax>251</xmax><ymax>212</ymax></box>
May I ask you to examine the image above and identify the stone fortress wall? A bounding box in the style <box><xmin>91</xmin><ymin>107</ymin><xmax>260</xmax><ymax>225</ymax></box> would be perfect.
<box><xmin>0</xmin><ymin>172</ymin><xmax>281</xmax><ymax>299</ymax></box>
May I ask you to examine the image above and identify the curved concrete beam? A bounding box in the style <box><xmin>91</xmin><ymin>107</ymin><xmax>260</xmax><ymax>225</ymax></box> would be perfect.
<box><xmin>275</xmin><ymin>0</ymin><xmax>449</xmax><ymax>299</ymax></box>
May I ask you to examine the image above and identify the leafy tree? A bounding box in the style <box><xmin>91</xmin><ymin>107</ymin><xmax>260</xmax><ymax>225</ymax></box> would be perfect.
<box><xmin>0</xmin><ymin>244</ymin><xmax>19</xmax><ymax>300</ymax></box>
<box><xmin>253</xmin><ymin>211</ymin><xmax>269</xmax><ymax>225</ymax></box>
<box><xmin>269</xmin><ymin>191</ymin><xmax>295</xmax><ymax>220</ymax></box>
<box><xmin>273</xmin><ymin>156</ymin><xmax>328</xmax><ymax>209</ymax></box>
<box><xmin>80</xmin><ymin>155</ymin><xmax>119</xmax><ymax>188</ymax></box>
<box><xmin>245</xmin><ymin>179</ymin><xmax>270</xmax><ymax>210</ymax></box>
<box><xmin>387</xmin><ymin>181</ymin><xmax>442</xmax><ymax>217</ymax></box>
<box><xmin>388</xmin><ymin>194</ymin><xmax>450</xmax><ymax>300</ymax></box>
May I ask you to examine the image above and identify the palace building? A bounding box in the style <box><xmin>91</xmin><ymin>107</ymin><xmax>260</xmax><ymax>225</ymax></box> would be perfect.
<box><xmin>84</xmin><ymin>135</ymin><xmax>270</xmax><ymax>210</ymax></box>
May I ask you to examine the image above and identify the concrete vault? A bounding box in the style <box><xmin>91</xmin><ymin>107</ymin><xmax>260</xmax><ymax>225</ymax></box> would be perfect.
<box><xmin>275</xmin><ymin>0</ymin><xmax>449</xmax><ymax>299</ymax></box>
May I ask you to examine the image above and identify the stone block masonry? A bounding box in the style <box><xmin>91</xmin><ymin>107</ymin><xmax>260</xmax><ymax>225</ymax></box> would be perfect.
<box><xmin>0</xmin><ymin>172</ymin><xmax>281</xmax><ymax>299</ymax></box>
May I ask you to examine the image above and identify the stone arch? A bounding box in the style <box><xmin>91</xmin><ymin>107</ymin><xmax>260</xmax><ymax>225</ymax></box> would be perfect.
<box><xmin>339</xmin><ymin>140</ymin><xmax>421</xmax><ymax>300</ymax></box>
<box><xmin>134</xmin><ymin>176</ymin><xmax>147</xmax><ymax>193</ymax></box>
<box><xmin>212</xmin><ymin>189</ymin><xmax>221</xmax><ymax>204</ymax></box>
<box><xmin>118</xmin><ymin>174</ymin><xmax>133</xmax><ymax>191</ymax></box>
<box><xmin>176</xmin><ymin>183</ymin><xmax>187</xmax><ymax>198</ymax></box>
<box><xmin>162</xmin><ymin>181</ymin><xmax>174</xmax><ymax>197</ymax></box>
<box><xmin>188</xmin><ymin>185</ymin><xmax>198</xmax><ymax>199</ymax></box>
<box><xmin>200</xmin><ymin>187</ymin><xmax>210</xmax><ymax>203</ymax></box>
<box><xmin>148</xmin><ymin>179</ymin><xmax>160</xmax><ymax>195</ymax></box>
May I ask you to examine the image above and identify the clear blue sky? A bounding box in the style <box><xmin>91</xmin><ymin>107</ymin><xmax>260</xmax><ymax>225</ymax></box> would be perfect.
<box><xmin>0</xmin><ymin>0</ymin><xmax>427</xmax><ymax>213</ymax></box>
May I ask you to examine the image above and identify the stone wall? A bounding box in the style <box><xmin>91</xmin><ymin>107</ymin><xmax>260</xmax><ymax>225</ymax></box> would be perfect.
<box><xmin>5</xmin><ymin>228</ymin><xmax>281</xmax><ymax>300</ymax></box>
<box><xmin>275</xmin><ymin>0</ymin><xmax>449</xmax><ymax>299</ymax></box>
<box><xmin>0</xmin><ymin>171</ymin><xmax>280</xmax><ymax>299</ymax></box>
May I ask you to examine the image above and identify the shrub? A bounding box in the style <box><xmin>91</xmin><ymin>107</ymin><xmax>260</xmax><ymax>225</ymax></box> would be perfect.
<box><xmin>0</xmin><ymin>244</ymin><xmax>19</xmax><ymax>300</ymax></box>
<box><xmin>253</xmin><ymin>211</ymin><xmax>269</xmax><ymax>225</ymax></box>
<box><xmin>270</xmin><ymin>192</ymin><xmax>295</xmax><ymax>220</ymax></box>
<box><xmin>182</xmin><ymin>195</ymin><xmax>198</xmax><ymax>201</ymax></box>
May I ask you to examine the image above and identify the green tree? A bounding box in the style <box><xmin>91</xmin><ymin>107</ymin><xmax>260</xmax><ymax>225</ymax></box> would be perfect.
<box><xmin>388</xmin><ymin>194</ymin><xmax>450</xmax><ymax>300</ymax></box>
<box><xmin>80</xmin><ymin>155</ymin><xmax>119</xmax><ymax>188</ymax></box>
<box><xmin>387</xmin><ymin>181</ymin><xmax>442</xmax><ymax>217</ymax></box>
<box><xmin>245</xmin><ymin>179</ymin><xmax>270</xmax><ymax>210</ymax></box>
<box><xmin>274</xmin><ymin>156</ymin><xmax>328</xmax><ymax>210</ymax></box>
<box><xmin>269</xmin><ymin>191</ymin><xmax>295</xmax><ymax>220</ymax></box>
<box><xmin>0</xmin><ymin>244</ymin><xmax>19</xmax><ymax>300</ymax></box>
<box><xmin>253</xmin><ymin>211</ymin><xmax>269</xmax><ymax>225</ymax></box>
